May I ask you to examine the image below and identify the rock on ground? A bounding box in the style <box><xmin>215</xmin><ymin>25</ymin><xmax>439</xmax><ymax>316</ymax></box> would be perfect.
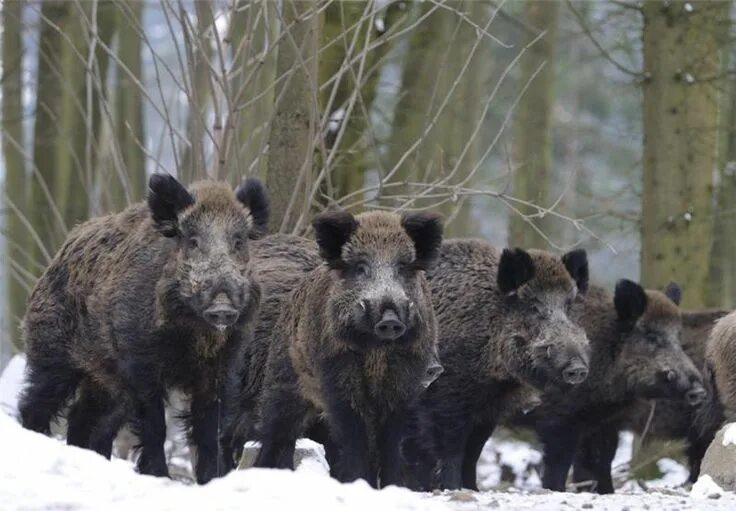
<box><xmin>701</xmin><ymin>422</ymin><xmax>736</xmax><ymax>491</ymax></box>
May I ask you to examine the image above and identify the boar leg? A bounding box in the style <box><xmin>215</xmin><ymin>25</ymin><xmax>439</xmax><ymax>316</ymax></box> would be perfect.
<box><xmin>378</xmin><ymin>406</ymin><xmax>412</xmax><ymax>488</ymax></box>
<box><xmin>134</xmin><ymin>396</ymin><xmax>170</xmax><ymax>478</ymax></box>
<box><xmin>461</xmin><ymin>421</ymin><xmax>495</xmax><ymax>490</ymax></box>
<box><xmin>190</xmin><ymin>396</ymin><xmax>223</xmax><ymax>484</ymax></box>
<box><xmin>254</xmin><ymin>386</ymin><xmax>308</xmax><ymax>470</ymax></box>
<box><xmin>572</xmin><ymin>425</ymin><xmax>618</xmax><ymax>494</ymax></box>
<box><xmin>686</xmin><ymin>430</ymin><xmax>716</xmax><ymax>484</ymax></box>
<box><xmin>325</xmin><ymin>397</ymin><xmax>374</xmax><ymax>486</ymax></box>
<box><xmin>88</xmin><ymin>402</ymin><xmax>127</xmax><ymax>459</ymax></box>
<box><xmin>538</xmin><ymin>418</ymin><xmax>579</xmax><ymax>491</ymax></box>
<box><xmin>67</xmin><ymin>383</ymin><xmax>115</xmax><ymax>454</ymax></box>
<box><xmin>20</xmin><ymin>362</ymin><xmax>81</xmax><ymax>435</ymax></box>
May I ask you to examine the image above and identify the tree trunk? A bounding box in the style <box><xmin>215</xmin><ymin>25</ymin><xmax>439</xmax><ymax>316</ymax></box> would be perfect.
<box><xmin>29</xmin><ymin>1</ymin><xmax>72</xmax><ymax>263</ymax></box>
<box><xmin>54</xmin><ymin>1</ymin><xmax>92</xmax><ymax>230</ymax></box>
<box><xmin>384</xmin><ymin>1</ymin><xmax>493</xmax><ymax>237</ymax></box>
<box><xmin>705</xmin><ymin>3</ymin><xmax>735</xmax><ymax>308</ymax></box>
<box><xmin>266</xmin><ymin>1</ymin><xmax>319</xmax><ymax>233</ymax></box>
<box><xmin>113</xmin><ymin>0</ymin><xmax>145</xmax><ymax>206</ymax></box>
<box><xmin>226</xmin><ymin>0</ymin><xmax>278</xmax><ymax>181</ymax></box>
<box><xmin>640</xmin><ymin>0</ymin><xmax>727</xmax><ymax>308</ymax></box>
<box><xmin>318</xmin><ymin>1</ymin><xmax>402</xmax><ymax>207</ymax></box>
<box><xmin>507</xmin><ymin>0</ymin><xmax>559</xmax><ymax>249</ymax></box>
<box><xmin>2</xmin><ymin>0</ymin><xmax>27</xmax><ymax>352</ymax></box>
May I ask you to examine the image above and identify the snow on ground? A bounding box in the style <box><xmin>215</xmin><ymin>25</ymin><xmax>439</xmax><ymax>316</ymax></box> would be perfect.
<box><xmin>2</xmin><ymin>356</ymin><xmax>735</xmax><ymax>510</ymax></box>
<box><xmin>0</xmin><ymin>352</ymin><xmax>25</xmax><ymax>418</ymax></box>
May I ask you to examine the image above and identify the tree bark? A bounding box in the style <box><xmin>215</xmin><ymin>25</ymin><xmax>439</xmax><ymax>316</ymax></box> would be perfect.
<box><xmin>29</xmin><ymin>1</ymin><xmax>72</xmax><ymax>262</ymax></box>
<box><xmin>384</xmin><ymin>1</ymin><xmax>493</xmax><ymax>237</ymax></box>
<box><xmin>640</xmin><ymin>0</ymin><xmax>727</xmax><ymax>308</ymax></box>
<box><xmin>2</xmin><ymin>0</ymin><xmax>28</xmax><ymax>352</ymax></box>
<box><xmin>113</xmin><ymin>0</ymin><xmax>145</xmax><ymax>206</ymax></box>
<box><xmin>53</xmin><ymin>1</ymin><xmax>92</xmax><ymax>230</ymax></box>
<box><xmin>266</xmin><ymin>1</ymin><xmax>319</xmax><ymax>233</ymax></box>
<box><xmin>507</xmin><ymin>0</ymin><xmax>559</xmax><ymax>249</ymax></box>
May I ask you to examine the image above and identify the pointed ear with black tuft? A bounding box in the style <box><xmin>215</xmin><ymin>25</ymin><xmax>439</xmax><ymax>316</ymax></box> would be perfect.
<box><xmin>401</xmin><ymin>212</ymin><xmax>443</xmax><ymax>270</ymax></box>
<box><xmin>663</xmin><ymin>281</ymin><xmax>682</xmax><ymax>306</ymax></box>
<box><xmin>147</xmin><ymin>173</ymin><xmax>195</xmax><ymax>237</ymax></box>
<box><xmin>312</xmin><ymin>210</ymin><xmax>358</xmax><ymax>268</ymax></box>
<box><xmin>614</xmin><ymin>279</ymin><xmax>648</xmax><ymax>327</ymax></box>
<box><xmin>235</xmin><ymin>177</ymin><xmax>270</xmax><ymax>239</ymax></box>
<box><xmin>562</xmin><ymin>248</ymin><xmax>589</xmax><ymax>293</ymax></box>
<box><xmin>497</xmin><ymin>248</ymin><xmax>535</xmax><ymax>295</ymax></box>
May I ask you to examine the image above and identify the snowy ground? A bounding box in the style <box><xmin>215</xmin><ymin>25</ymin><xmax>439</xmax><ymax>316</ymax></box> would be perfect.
<box><xmin>2</xmin><ymin>354</ymin><xmax>735</xmax><ymax>511</ymax></box>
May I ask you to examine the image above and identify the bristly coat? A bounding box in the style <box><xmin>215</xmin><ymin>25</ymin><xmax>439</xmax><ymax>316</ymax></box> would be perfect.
<box><xmin>19</xmin><ymin>174</ymin><xmax>269</xmax><ymax>484</ymax></box>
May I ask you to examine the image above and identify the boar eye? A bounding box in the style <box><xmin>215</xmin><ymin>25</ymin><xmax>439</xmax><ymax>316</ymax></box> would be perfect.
<box><xmin>232</xmin><ymin>234</ymin><xmax>244</xmax><ymax>251</ymax></box>
<box><xmin>355</xmin><ymin>261</ymin><xmax>371</xmax><ymax>278</ymax></box>
<box><xmin>187</xmin><ymin>236</ymin><xmax>200</xmax><ymax>250</ymax></box>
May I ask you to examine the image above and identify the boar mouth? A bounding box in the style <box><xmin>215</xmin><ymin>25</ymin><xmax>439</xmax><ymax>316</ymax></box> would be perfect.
<box><xmin>203</xmin><ymin>293</ymin><xmax>239</xmax><ymax>330</ymax></box>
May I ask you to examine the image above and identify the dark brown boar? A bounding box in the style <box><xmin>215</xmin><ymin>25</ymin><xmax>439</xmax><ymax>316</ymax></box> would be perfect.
<box><xmin>18</xmin><ymin>174</ymin><xmax>269</xmax><ymax>484</ymax></box>
<box><xmin>609</xmin><ymin>308</ymin><xmax>729</xmax><ymax>485</ymax></box>
<box><xmin>531</xmin><ymin>281</ymin><xmax>706</xmax><ymax>494</ymax></box>
<box><xmin>414</xmin><ymin>240</ymin><xmax>591</xmax><ymax>490</ymax></box>
<box><xmin>252</xmin><ymin>210</ymin><xmax>442</xmax><ymax>488</ymax></box>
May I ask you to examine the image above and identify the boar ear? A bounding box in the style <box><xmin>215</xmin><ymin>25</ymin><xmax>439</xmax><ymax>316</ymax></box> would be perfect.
<box><xmin>614</xmin><ymin>279</ymin><xmax>647</xmax><ymax>326</ymax></box>
<box><xmin>235</xmin><ymin>177</ymin><xmax>270</xmax><ymax>239</ymax></box>
<box><xmin>313</xmin><ymin>210</ymin><xmax>358</xmax><ymax>267</ymax></box>
<box><xmin>401</xmin><ymin>212</ymin><xmax>443</xmax><ymax>270</ymax></box>
<box><xmin>147</xmin><ymin>173</ymin><xmax>194</xmax><ymax>237</ymax></box>
<box><xmin>562</xmin><ymin>248</ymin><xmax>589</xmax><ymax>293</ymax></box>
<box><xmin>498</xmin><ymin>248</ymin><xmax>535</xmax><ymax>295</ymax></box>
<box><xmin>663</xmin><ymin>281</ymin><xmax>681</xmax><ymax>306</ymax></box>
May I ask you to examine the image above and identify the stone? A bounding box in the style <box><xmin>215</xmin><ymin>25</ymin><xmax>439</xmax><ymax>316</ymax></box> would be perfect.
<box><xmin>700</xmin><ymin>422</ymin><xmax>736</xmax><ymax>491</ymax></box>
<box><xmin>238</xmin><ymin>439</ymin><xmax>329</xmax><ymax>475</ymax></box>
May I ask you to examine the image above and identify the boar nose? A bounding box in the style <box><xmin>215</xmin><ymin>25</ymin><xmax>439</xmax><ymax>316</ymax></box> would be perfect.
<box><xmin>422</xmin><ymin>362</ymin><xmax>444</xmax><ymax>388</ymax></box>
<box><xmin>374</xmin><ymin>309</ymin><xmax>406</xmax><ymax>341</ymax></box>
<box><xmin>562</xmin><ymin>359</ymin><xmax>589</xmax><ymax>385</ymax></box>
<box><xmin>204</xmin><ymin>293</ymin><xmax>239</xmax><ymax>330</ymax></box>
<box><xmin>685</xmin><ymin>384</ymin><xmax>707</xmax><ymax>406</ymax></box>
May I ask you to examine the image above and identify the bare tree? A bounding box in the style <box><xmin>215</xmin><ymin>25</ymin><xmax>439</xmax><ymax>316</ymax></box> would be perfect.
<box><xmin>266</xmin><ymin>1</ymin><xmax>320</xmax><ymax>232</ymax></box>
<box><xmin>640</xmin><ymin>0</ymin><xmax>729</xmax><ymax>308</ymax></box>
<box><xmin>2</xmin><ymin>0</ymin><xmax>28</xmax><ymax>351</ymax></box>
<box><xmin>508</xmin><ymin>0</ymin><xmax>560</xmax><ymax>249</ymax></box>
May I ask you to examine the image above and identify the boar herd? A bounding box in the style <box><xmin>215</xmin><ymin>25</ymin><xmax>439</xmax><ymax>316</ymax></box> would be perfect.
<box><xmin>16</xmin><ymin>175</ymin><xmax>736</xmax><ymax>493</ymax></box>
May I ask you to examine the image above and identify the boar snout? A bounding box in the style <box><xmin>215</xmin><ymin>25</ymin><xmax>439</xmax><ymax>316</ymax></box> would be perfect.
<box><xmin>685</xmin><ymin>383</ymin><xmax>707</xmax><ymax>406</ymax></box>
<box><xmin>562</xmin><ymin>358</ymin><xmax>589</xmax><ymax>385</ymax></box>
<box><xmin>204</xmin><ymin>293</ymin><xmax>239</xmax><ymax>330</ymax></box>
<box><xmin>374</xmin><ymin>309</ymin><xmax>406</xmax><ymax>341</ymax></box>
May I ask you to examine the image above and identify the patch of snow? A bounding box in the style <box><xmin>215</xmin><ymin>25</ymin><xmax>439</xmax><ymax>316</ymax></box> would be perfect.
<box><xmin>649</xmin><ymin>458</ymin><xmax>689</xmax><ymax>488</ymax></box>
<box><xmin>214</xmin><ymin>10</ymin><xmax>230</xmax><ymax>43</ymax></box>
<box><xmin>0</xmin><ymin>353</ymin><xmax>26</xmax><ymax>418</ymax></box>
<box><xmin>328</xmin><ymin>108</ymin><xmax>346</xmax><ymax>133</ymax></box>
<box><xmin>611</xmin><ymin>431</ymin><xmax>634</xmax><ymax>479</ymax></box>
<box><xmin>685</xmin><ymin>3</ymin><xmax>693</xmax><ymax>13</ymax></box>
<box><xmin>721</xmin><ymin>423</ymin><xmax>736</xmax><ymax>447</ymax></box>
<box><xmin>692</xmin><ymin>474</ymin><xmax>724</xmax><ymax>500</ymax></box>
<box><xmin>684</xmin><ymin>73</ymin><xmax>695</xmax><ymax>84</ymax></box>
<box><xmin>2</xmin><ymin>409</ymin><xmax>736</xmax><ymax>510</ymax></box>
<box><xmin>477</xmin><ymin>436</ymin><xmax>541</xmax><ymax>490</ymax></box>
<box><xmin>0</xmin><ymin>411</ymin><xmax>447</xmax><ymax>511</ymax></box>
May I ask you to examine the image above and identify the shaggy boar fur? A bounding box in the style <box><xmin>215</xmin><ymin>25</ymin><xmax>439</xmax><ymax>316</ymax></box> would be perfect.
<box><xmin>530</xmin><ymin>281</ymin><xmax>706</xmax><ymax>494</ymax></box>
<box><xmin>19</xmin><ymin>174</ymin><xmax>268</xmax><ymax>484</ymax></box>
<box><xmin>607</xmin><ymin>308</ymin><xmax>729</xmax><ymax>485</ymax></box>
<box><xmin>252</xmin><ymin>210</ymin><xmax>442</xmax><ymax>488</ymax></box>
<box><xmin>413</xmin><ymin>240</ymin><xmax>591</xmax><ymax>490</ymax></box>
